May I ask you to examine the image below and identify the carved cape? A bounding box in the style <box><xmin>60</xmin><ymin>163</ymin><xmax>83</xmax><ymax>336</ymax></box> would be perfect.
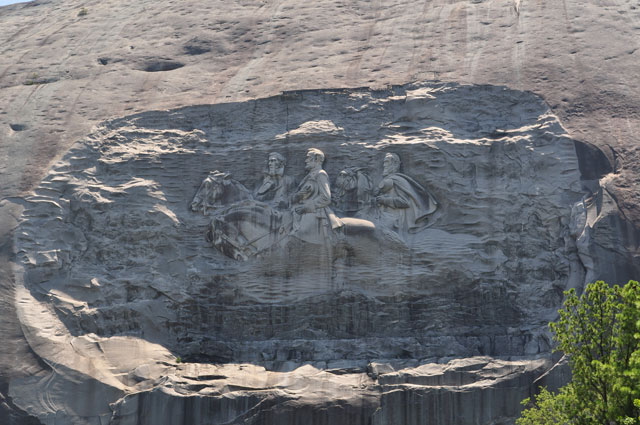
<box><xmin>378</xmin><ymin>173</ymin><xmax>437</xmax><ymax>233</ymax></box>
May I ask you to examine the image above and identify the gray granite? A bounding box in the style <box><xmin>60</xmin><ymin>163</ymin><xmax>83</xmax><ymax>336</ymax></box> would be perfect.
<box><xmin>8</xmin><ymin>83</ymin><xmax>616</xmax><ymax>424</ymax></box>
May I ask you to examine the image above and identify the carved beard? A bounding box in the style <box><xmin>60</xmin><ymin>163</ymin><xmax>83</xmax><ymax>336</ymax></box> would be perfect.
<box><xmin>267</xmin><ymin>165</ymin><xmax>284</xmax><ymax>177</ymax></box>
<box><xmin>383</xmin><ymin>165</ymin><xmax>399</xmax><ymax>176</ymax></box>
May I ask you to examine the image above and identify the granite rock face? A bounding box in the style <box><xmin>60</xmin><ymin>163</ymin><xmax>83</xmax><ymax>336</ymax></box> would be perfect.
<box><xmin>2</xmin><ymin>0</ymin><xmax>639</xmax><ymax>423</ymax></box>
<box><xmin>9</xmin><ymin>82</ymin><xmax>617</xmax><ymax>424</ymax></box>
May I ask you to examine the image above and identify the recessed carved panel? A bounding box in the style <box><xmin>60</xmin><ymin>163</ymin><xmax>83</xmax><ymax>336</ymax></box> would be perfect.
<box><xmin>15</xmin><ymin>83</ymin><xmax>587</xmax><ymax>362</ymax></box>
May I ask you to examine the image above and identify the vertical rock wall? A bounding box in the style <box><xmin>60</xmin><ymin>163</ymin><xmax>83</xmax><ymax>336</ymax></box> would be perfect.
<box><xmin>9</xmin><ymin>83</ymin><xmax>619</xmax><ymax>424</ymax></box>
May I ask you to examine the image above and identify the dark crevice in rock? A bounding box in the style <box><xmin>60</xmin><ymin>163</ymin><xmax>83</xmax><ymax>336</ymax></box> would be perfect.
<box><xmin>573</xmin><ymin>140</ymin><xmax>614</xmax><ymax>180</ymax></box>
<box><xmin>183</xmin><ymin>38</ymin><xmax>212</xmax><ymax>55</ymax></box>
<box><xmin>23</xmin><ymin>77</ymin><xmax>57</xmax><ymax>86</ymax></box>
<box><xmin>608</xmin><ymin>144</ymin><xmax>621</xmax><ymax>173</ymax></box>
<box><xmin>97</xmin><ymin>57</ymin><xmax>124</xmax><ymax>66</ymax></box>
<box><xmin>139</xmin><ymin>59</ymin><xmax>185</xmax><ymax>73</ymax></box>
<box><xmin>182</xmin><ymin>374</ymin><xmax>226</xmax><ymax>381</ymax></box>
<box><xmin>9</xmin><ymin>124</ymin><xmax>26</xmax><ymax>131</ymax></box>
<box><xmin>181</xmin><ymin>352</ymin><xmax>233</xmax><ymax>364</ymax></box>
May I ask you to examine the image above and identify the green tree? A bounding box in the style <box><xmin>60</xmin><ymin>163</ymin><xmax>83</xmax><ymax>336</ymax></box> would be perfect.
<box><xmin>518</xmin><ymin>386</ymin><xmax>574</xmax><ymax>425</ymax></box>
<box><xmin>517</xmin><ymin>280</ymin><xmax>640</xmax><ymax>425</ymax></box>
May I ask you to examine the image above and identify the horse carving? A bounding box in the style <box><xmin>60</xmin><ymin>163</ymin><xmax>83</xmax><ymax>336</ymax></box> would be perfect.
<box><xmin>190</xmin><ymin>150</ymin><xmax>435</xmax><ymax>264</ymax></box>
<box><xmin>333</xmin><ymin>167</ymin><xmax>373</xmax><ymax>217</ymax></box>
<box><xmin>208</xmin><ymin>203</ymin><xmax>405</xmax><ymax>263</ymax></box>
<box><xmin>208</xmin><ymin>202</ymin><xmax>292</xmax><ymax>261</ymax></box>
<box><xmin>190</xmin><ymin>171</ymin><xmax>252</xmax><ymax>215</ymax></box>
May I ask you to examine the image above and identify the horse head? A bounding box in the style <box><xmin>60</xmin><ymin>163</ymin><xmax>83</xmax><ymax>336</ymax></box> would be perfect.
<box><xmin>334</xmin><ymin>167</ymin><xmax>372</xmax><ymax>215</ymax></box>
<box><xmin>335</xmin><ymin>168</ymin><xmax>358</xmax><ymax>195</ymax></box>
<box><xmin>191</xmin><ymin>170</ymin><xmax>250</xmax><ymax>214</ymax></box>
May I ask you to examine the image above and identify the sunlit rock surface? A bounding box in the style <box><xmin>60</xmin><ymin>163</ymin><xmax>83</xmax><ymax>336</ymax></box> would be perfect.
<box><xmin>10</xmin><ymin>83</ymin><xmax>607</xmax><ymax>424</ymax></box>
<box><xmin>1</xmin><ymin>0</ymin><xmax>639</xmax><ymax>423</ymax></box>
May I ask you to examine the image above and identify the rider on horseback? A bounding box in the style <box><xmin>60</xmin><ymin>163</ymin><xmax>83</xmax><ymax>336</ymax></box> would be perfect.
<box><xmin>291</xmin><ymin>148</ymin><xmax>343</xmax><ymax>245</ymax></box>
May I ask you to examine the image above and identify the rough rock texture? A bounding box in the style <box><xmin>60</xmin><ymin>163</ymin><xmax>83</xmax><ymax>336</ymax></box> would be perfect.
<box><xmin>1</xmin><ymin>0</ymin><xmax>639</xmax><ymax>424</ymax></box>
<box><xmin>7</xmin><ymin>83</ymin><xmax>607</xmax><ymax>424</ymax></box>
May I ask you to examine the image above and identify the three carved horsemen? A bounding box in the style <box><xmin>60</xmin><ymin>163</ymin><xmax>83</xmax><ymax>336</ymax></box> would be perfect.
<box><xmin>190</xmin><ymin>149</ymin><xmax>437</xmax><ymax>260</ymax></box>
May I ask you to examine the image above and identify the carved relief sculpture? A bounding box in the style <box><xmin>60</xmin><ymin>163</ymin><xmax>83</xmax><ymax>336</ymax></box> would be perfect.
<box><xmin>375</xmin><ymin>153</ymin><xmax>437</xmax><ymax>233</ymax></box>
<box><xmin>333</xmin><ymin>167</ymin><xmax>373</xmax><ymax>217</ymax></box>
<box><xmin>291</xmin><ymin>148</ymin><xmax>343</xmax><ymax>245</ymax></box>
<box><xmin>254</xmin><ymin>152</ymin><xmax>295</xmax><ymax>209</ymax></box>
<box><xmin>191</xmin><ymin>149</ymin><xmax>438</xmax><ymax>260</ymax></box>
<box><xmin>190</xmin><ymin>170</ymin><xmax>251</xmax><ymax>215</ymax></box>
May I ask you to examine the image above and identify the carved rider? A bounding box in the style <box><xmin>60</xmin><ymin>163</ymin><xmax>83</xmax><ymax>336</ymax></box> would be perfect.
<box><xmin>376</xmin><ymin>152</ymin><xmax>437</xmax><ymax>233</ymax></box>
<box><xmin>254</xmin><ymin>152</ymin><xmax>295</xmax><ymax>208</ymax></box>
<box><xmin>333</xmin><ymin>167</ymin><xmax>373</xmax><ymax>217</ymax></box>
<box><xmin>292</xmin><ymin>148</ymin><xmax>343</xmax><ymax>244</ymax></box>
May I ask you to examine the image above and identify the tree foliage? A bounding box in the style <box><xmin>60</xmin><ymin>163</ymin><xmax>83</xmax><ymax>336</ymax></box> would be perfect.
<box><xmin>517</xmin><ymin>280</ymin><xmax>640</xmax><ymax>425</ymax></box>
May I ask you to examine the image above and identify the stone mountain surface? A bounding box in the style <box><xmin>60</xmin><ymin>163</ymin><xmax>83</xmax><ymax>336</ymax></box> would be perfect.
<box><xmin>5</xmin><ymin>82</ymin><xmax>613</xmax><ymax>425</ymax></box>
<box><xmin>0</xmin><ymin>0</ymin><xmax>639</xmax><ymax>424</ymax></box>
